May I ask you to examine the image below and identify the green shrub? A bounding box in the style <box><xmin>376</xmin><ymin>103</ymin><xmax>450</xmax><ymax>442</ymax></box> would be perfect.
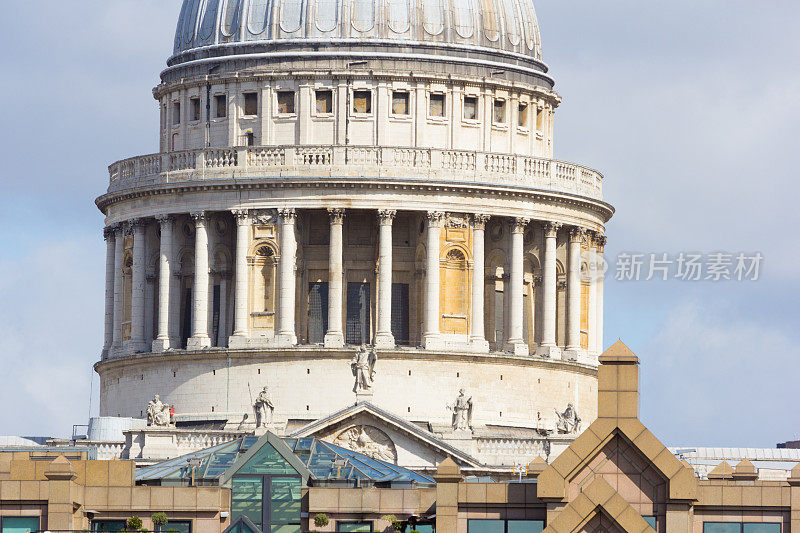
<box><xmin>313</xmin><ymin>514</ymin><xmax>330</xmax><ymax>528</ymax></box>
<box><xmin>151</xmin><ymin>513</ymin><xmax>169</xmax><ymax>528</ymax></box>
<box><xmin>126</xmin><ymin>516</ymin><xmax>143</xmax><ymax>532</ymax></box>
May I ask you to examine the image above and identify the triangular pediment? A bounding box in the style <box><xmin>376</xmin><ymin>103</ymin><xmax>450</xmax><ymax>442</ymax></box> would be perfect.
<box><xmin>290</xmin><ymin>401</ymin><xmax>482</xmax><ymax>469</ymax></box>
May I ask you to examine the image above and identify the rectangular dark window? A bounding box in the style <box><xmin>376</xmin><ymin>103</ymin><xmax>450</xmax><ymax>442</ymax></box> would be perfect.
<box><xmin>190</xmin><ymin>97</ymin><xmax>201</xmax><ymax>121</ymax></box>
<box><xmin>391</xmin><ymin>283</ymin><xmax>410</xmax><ymax>346</ymax></box>
<box><xmin>244</xmin><ymin>92</ymin><xmax>259</xmax><ymax>116</ymax></box>
<box><xmin>493</xmin><ymin>99</ymin><xmax>506</xmax><ymax>123</ymax></box>
<box><xmin>744</xmin><ymin>525</ymin><xmax>781</xmax><ymax>533</ymax></box>
<box><xmin>337</xmin><ymin>522</ymin><xmax>373</xmax><ymax>533</ymax></box>
<box><xmin>91</xmin><ymin>521</ymin><xmax>125</xmax><ymax>533</ymax></box>
<box><xmin>2</xmin><ymin>518</ymin><xmax>41</xmax><ymax>533</ymax></box>
<box><xmin>316</xmin><ymin>90</ymin><xmax>333</xmax><ymax>114</ymax></box>
<box><xmin>277</xmin><ymin>91</ymin><xmax>296</xmax><ymax>114</ymax></box>
<box><xmin>463</xmin><ymin>96</ymin><xmax>478</xmax><ymax>120</ymax></box>
<box><xmin>246</xmin><ymin>132</ymin><xmax>255</xmax><ymax>146</ymax></box>
<box><xmin>352</xmin><ymin>90</ymin><xmax>372</xmax><ymax>114</ymax></box>
<box><xmin>308</xmin><ymin>282</ymin><xmax>329</xmax><ymax>344</ymax></box>
<box><xmin>468</xmin><ymin>520</ymin><xmax>544</xmax><ymax>533</ymax></box>
<box><xmin>430</xmin><ymin>93</ymin><xmax>445</xmax><ymax>117</ymax></box>
<box><xmin>212</xmin><ymin>284</ymin><xmax>221</xmax><ymax>346</ymax></box>
<box><xmin>705</xmin><ymin>525</ymin><xmax>781</xmax><ymax>533</ymax></box>
<box><xmin>173</xmin><ymin>101</ymin><xmax>181</xmax><ymax>125</ymax></box>
<box><xmin>163</xmin><ymin>522</ymin><xmax>192</xmax><ymax>533</ymax></box>
<box><xmin>392</xmin><ymin>91</ymin><xmax>410</xmax><ymax>115</ymax></box>
<box><xmin>518</xmin><ymin>102</ymin><xmax>528</xmax><ymax>127</ymax></box>
<box><xmin>215</xmin><ymin>94</ymin><xmax>227</xmax><ymax>118</ymax></box>
<box><xmin>181</xmin><ymin>287</ymin><xmax>192</xmax><ymax>348</ymax></box>
<box><xmin>346</xmin><ymin>282</ymin><xmax>371</xmax><ymax>345</ymax></box>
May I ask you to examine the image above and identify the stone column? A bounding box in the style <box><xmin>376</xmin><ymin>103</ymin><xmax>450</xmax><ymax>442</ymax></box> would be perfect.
<box><xmin>325</xmin><ymin>209</ymin><xmax>345</xmax><ymax>348</ymax></box>
<box><xmin>102</xmin><ymin>226</ymin><xmax>118</xmax><ymax>358</ymax></box>
<box><xmin>129</xmin><ymin>219</ymin><xmax>148</xmax><ymax>353</ymax></box>
<box><xmin>469</xmin><ymin>215</ymin><xmax>490</xmax><ymax>352</ymax></box>
<box><xmin>565</xmin><ymin>227</ymin><xmax>585</xmax><ymax>359</ymax></box>
<box><xmin>536</xmin><ymin>222</ymin><xmax>562</xmax><ymax>358</ymax></box>
<box><xmin>375</xmin><ymin>209</ymin><xmax>396</xmax><ymax>348</ymax></box>
<box><xmin>152</xmin><ymin>215</ymin><xmax>175</xmax><ymax>352</ymax></box>
<box><xmin>187</xmin><ymin>212</ymin><xmax>212</xmax><ymax>350</ymax></box>
<box><xmin>229</xmin><ymin>210</ymin><xmax>250</xmax><ymax>348</ymax></box>
<box><xmin>277</xmin><ymin>208</ymin><xmax>298</xmax><ymax>346</ymax></box>
<box><xmin>595</xmin><ymin>235</ymin><xmax>607</xmax><ymax>355</ymax></box>
<box><xmin>587</xmin><ymin>233</ymin><xmax>598</xmax><ymax>361</ymax></box>
<box><xmin>423</xmin><ymin>212</ymin><xmax>444</xmax><ymax>349</ymax></box>
<box><xmin>505</xmin><ymin>217</ymin><xmax>529</xmax><ymax>355</ymax></box>
<box><xmin>111</xmin><ymin>225</ymin><xmax>124</xmax><ymax>353</ymax></box>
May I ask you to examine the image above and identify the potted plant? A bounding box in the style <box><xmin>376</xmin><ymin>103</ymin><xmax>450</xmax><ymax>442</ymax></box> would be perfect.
<box><xmin>126</xmin><ymin>516</ymin><xmax>143</xmax><ymax>532</ymax></box>
<box><xmin>380</xmin><ymin>515</ymin><xmax>405</xmax><ymax>533</ymax></box>
<box><xmin>313</xmin><ymin>513</ymin><xmax>330</xmax><ymax>529</ymax></box>
<box><xmin>151</xmin><ymin>513</ymin><xmax>169</xmax><ymax>532</ymax></box>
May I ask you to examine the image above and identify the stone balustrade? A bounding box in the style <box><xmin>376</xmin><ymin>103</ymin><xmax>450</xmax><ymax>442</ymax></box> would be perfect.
<box><xmin>107</xmin><ymin>146</ymin><xmax>604</xmax><ymax>201</ymax></box>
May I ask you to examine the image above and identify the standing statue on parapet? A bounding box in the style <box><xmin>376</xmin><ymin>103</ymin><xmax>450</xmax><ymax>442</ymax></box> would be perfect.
<box><xmin>253</xmin><ymin>386</ymin><xmax>275</xmax><ymax>428</ymax></box>
<box><xmin>449</xmin><ymin>389</ymin><xmax>474</xmax><ymax>431</ymax></box>
<box><xmin>351</xmin><ymin>346</ymin><xmax>377</xmax><ymax>392</ymax></box>
<box><xmin>556</xmin><ymin>403</ymin><xmax>581</xmax><ymax>434</ymax></box>
<box><xmin>146</xmin><ymin>395</ymin><xmax>171</xmax><ymax>427</ymax></box>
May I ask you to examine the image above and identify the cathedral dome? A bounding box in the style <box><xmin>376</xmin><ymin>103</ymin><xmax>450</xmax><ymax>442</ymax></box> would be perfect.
<box><xmin>171</xmin><ymin>0</ymin><xmax>544</xmax><ymax>64</ymax></box>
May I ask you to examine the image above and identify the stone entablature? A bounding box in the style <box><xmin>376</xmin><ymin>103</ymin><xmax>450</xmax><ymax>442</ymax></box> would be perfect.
<box><xmin>106</xmin><ymin>146</ymin><xmax>604</xmax><ymax>201</ymax></box>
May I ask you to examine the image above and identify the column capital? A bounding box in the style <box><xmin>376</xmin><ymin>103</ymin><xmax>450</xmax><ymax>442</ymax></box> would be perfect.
<box><xmin>125</xmin><ymin>218</ymin><xmax>146</xmax><ymax>235</ymax></box>
<box><xmin>103</xmin><ymin>224</ymin><xmax>120</xmax><ymax>240</ymax></box>
<box><xmin>472</xmin><ymin>214</ymin><xmax>490</xmax><ymax>230</ymax></box>
<box><xmin>569</xmin><ymin>226</ymin><xmax>588</xmax><ymax>243</ymax></box>
<box><xmin>533</xmin><ymin>274</ymin><xmax>543</xmax><ymax>285</ymax></box>
<box><xmin>511</xmin><ymin>217</ymin><xmax>530</xmax><ymax>234</ymax></box>
<box><xmin>190</xmin><ymin>211</ymin><xmax>208</xmax><ymax>225</ymax></box>
<box><xmin>544</xmin><ymin>221</ymin><xmax>563</xmax><ymax>238</ymax></box>
<box><xmin>594</xmin><ymin>234</ymin><xmax>608</xmax><ymax>250</ymax></box>
<box><xmin>232</xmin><ymin>209</ymin><xmax>250</xmax><ymax>224</ymax></box>
<box><xmin>426</xmin><ymin>211</ymin><xmax>445</xmax><ymax>227</ymax></box>
<box><xmin>328</xmin><ymin>208</ymin><xmax>346</xmax><ymax>224</ymax></box>
<box><xmin>279</xmin><ymin>208</ymin><xmax>297</xmax><ymax>222</ymax></box>
<box><xmin>156</xmin><ymin>214</ymin><xmax>175</xmax><ymax>225</ymax></box>
<box><xmin>378</xmin><ymin>209</ymin><xmax>397</xmax><ymax>225</ymax></box>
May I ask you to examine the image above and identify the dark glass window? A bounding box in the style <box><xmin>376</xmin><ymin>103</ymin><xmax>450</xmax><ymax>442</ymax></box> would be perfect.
<box><xmin>308</xmin><ymin>282</ymin><xmax>329</xmax><ymax>344</ymax></box>
<box><xmin>463</xmin><ymin>96</ymin><xmax>478</xmax><ymax>120</ymax></box>
<box><xmin>744</xmin><ymin>525</ymin><xmax>781</xmax><ymax>533</ymax></box>
<box><xmin>244</xmin><ymin>92</ymin><xmax>259</xmax><ymax>116</ymax></box>
<box><xmin>392</xmin><ymin>92</ymin><xmax>410</xmax><ymax>115</ymax></box>
<box><xmin>190</xmin><ymin>97</ymin><xmax>201</xmax><ymax>121</ymax></box>
<box><xmin>468</xmin><ymin>520</ymin><xmax>544</xmax><ymax>533</ymax></box>
<box><xmin>215</xmin><ymin>94</ymin><xmax>228</xmax><ymax>118</ymax></box>
<box><xmin>391</xmin><ymin>283</ymin><xmax>410</xmax><ymax>345</ymax></box>
<box><xmin>163</xmin><ymin>521</ymin><xmax>192</xmax><ymax>533</ymax></box>
<box><xmin>316</xmin><ymin>90</ymin><xmax>333</xmax><ymax>114</ymax></box>
<box><xmin>346</xmin><ymin>282</ymin><xmax>371</xmax><ymax>345</ymax></box>
<box><xmin>430</xmin><ymin>93</ymin><xmax>445</xmax><ymax>117</ymax></box>
<box><xmin>703</xmin><ymin>524</ymin><xmax>780</xmax><ymax>533</ymax></box>
<box><xmin>246</xmin><ymin>132</ymin><xmax>255</xmax><ymax>146</ymax></box>
<box><xmin>277</xmin><ymin>91</ymin><xmax>296</xmax><ymax>114</ymax></box>
<box><xmin>337</xmin><ymin>522</ymin><xmax>373</xmax><ymax>533</ymax></box>
<box><xmin>173</xmin><ymin>102</ymin><xmax>181</xmax><ymax>125</ymax></box>
<box><xmin>91</xmin><ymin>521</ymin><xmax>125</xmax><ymax>533</ymax></box>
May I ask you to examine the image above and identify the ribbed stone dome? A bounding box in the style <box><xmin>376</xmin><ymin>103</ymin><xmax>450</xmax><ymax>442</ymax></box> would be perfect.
<box><xmin>172</xmin><ymin>0</ymin><xmax>543</xmax><ymax>62</ymax></box>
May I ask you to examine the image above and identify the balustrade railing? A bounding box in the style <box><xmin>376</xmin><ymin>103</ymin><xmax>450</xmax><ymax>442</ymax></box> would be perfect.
<box><xmin>107</xmin><ymin>145</ymin><xmax>603</xmax><ymax>200</ymax></box>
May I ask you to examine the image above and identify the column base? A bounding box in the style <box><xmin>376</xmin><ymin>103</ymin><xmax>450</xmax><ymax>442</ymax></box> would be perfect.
<box><xmin>228</xmin><ymin>334</ymin><xmax>250</xmax><ymax>349</ymax></box>
<box><xmin>535</xmin><ymin>345</ymin><xmax>563</xmax><ymax>359</ymax></box>
<box><xmin>563</xmin><ymin>347</ymin><xmax>581</xmax><ymax>361</ymax></box>
<box><xmin>151</xmin><ymin>338</ymin><xmax>171</xmax><ymax>352</ymax></box>
<box><xmin>324</xmin><ymin>332</ymin><xmax>345</xmax><ymax>348</ymax></box>
<box><xmin>504</xmin><ymin>341</ymin><xmax>530</xmax><ymax>356</ymax></box>
<box><xmin>274</xmin><ymin>333</ymin><xmax>297</xmax><ymax>347</ymax></box>
<box><xmin>101</xmin><ymin>347</ymin><xmax>110</xmax><ymax>359</ymax></box>
<box><xmin>124</xmin><ymin>340</ymin><xmax>150</xmax><ymax>354</ymax></box>
<box><xmin>186</xmin><ymin>335</ymin><xmax>212</xmax><ymax>350</ymax></box>
<box><xmin>374</xmin><ymin>332</ymin><xmax>395</xmax><ymax>349</ymax></box>
<box><xmin>422</xmin><ymin>334</ymin><xmax>445</xmax><ymax>350</ymax></box>
<box><xmin>468</xmin><ymin>338</ymin><xmax>491</xmax><ymax>353</ymax></box>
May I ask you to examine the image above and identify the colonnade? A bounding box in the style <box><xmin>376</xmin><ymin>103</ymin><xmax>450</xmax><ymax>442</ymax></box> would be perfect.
<box><xmin>102</xmin><ymin>209</ymin><xmax>605</xmax><ymax>361</ymax></box>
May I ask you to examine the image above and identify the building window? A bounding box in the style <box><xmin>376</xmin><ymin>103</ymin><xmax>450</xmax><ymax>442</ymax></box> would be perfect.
<box><xmin>315</xmin><ymin>90</ymin><xmax>333</xmax><ymax>114</ymax></box>
<box><xmin>493</xmin><ymin>99</ymin><xmax>506</xmax><ymax>124</ymax></box>
<box><xmin>536</xmin><ymin>107</ymin><xmax>544</xmax><ymax>131</ymax></box>
<box><xmin>244</xmin><ymin>92</ymin><xmax>259</xmax><ymax>116</ymax></box>
<box><xmin>277</xmin><ymin>91</ymin><xmax>295</xmax><ymax>114</ymax></box>
<box><xmin>246</xmin><ymin>132</ymin><xmax>255</xmax><ymax>146</ymax></box>
<box><xmin>215</xmin><ymin>94</ymin><xmax>227</xmax><ymax>118</ymax></box>
<box><xmin>337</xmin><ymin>522</ymin><xmax>373</xmax><ymax>533</ymax></box>
<box><xmin>463</xmin><ymin>96</ymin><xmax>478</xmax><ymax>120</ymax></box>
<box><xmin>190</xmin><ymin>97</ymin><xmax>201</xmax><ymax>122</ymax></box>
<box><xmin>704</xmin><ymin>524</ymin><xmax>780</xmax><ymax>533</ymax></box>
<box><xmin>518</xmin><ymin>102</ymin><xmax>528</xmax><ymax>128</ymax></box>
<box><xmin>91</xmin><ymin>521</ymin><xmax>125</xmax><ymax>533</ymax></box>
<box><xmin>392</xmin><ymin>91</ymin><xmax>410</xmax><ymax>115</ymax></box>
<box><xmin>352</xmin><ymin>90</ymin><xmax>372</xmax><ymax>114</ymax></box>
<box><xmin>172</xmin><ymin>101</ymin><xmax>181</xmax><ymax>125</ymax></box>
<box><xmin>163</xmin><ymin>522</ymin><xmax>192</xmax><ymax>533</ymax></box>
<box><xmin>468</xmin><ymin>520</ymin><xmax>544</xmax><ymax>533</ymax></box>
<box><xmin>429</xmin><ymin>93</ymin><xmax>445</xmax><ymax>117</ymax></box>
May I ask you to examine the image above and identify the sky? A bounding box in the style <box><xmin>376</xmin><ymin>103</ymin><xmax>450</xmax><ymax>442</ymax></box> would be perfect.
<box><xmin>0</xmin><ymin>0</ymin><xmax>798</xmax><ymax>448</ymax></box>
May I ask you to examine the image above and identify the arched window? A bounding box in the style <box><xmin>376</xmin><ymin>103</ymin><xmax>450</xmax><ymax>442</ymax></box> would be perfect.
<box><xmin>441</xmin><ymin>249</ymin><xmax>469</xmax><ymax>334</ymax></box>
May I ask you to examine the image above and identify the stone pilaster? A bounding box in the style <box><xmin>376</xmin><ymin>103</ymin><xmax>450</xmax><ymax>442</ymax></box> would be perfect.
<box><xmin>423</xmin><ymin>211</ymin><xmax>445</xmax><ymax>350</ymax></box>
<box><xmin>595</xmin><ymin>235</ymin><xmax>607</xmax><ymax>355</ymax></box>
<box><xmin>505</xmin><ymin>217</ymin><xmax>530</xmax><ymax>355</ymax></box>
<box><xmin>325</xmin><ymin>209</ymin><xmax>345</xmax><ymax>348</ymax></box>
<box><xmin>374</xmin><ymin>209</ymin><xmax>396</xmax><ymax>348</ymax></box>
<box><xmin>587</xmin><ymin>232</ymin><xmax>599</xmax><ymax>361</ymax></box>
<box><xmin>277</xmin><ymin>208</ymin><xmax>298</xmax><ymax>346</ymax></box>
<box><xmin>187</xmin><ymin>212</ymin><xmax>212</xmax><ymax>350</ymax></box>
<box><xmin>536</xmin><ymin>221</ymin><xmax>562</xmax><ymax>358</ymax></box>
<box><xmin>469</xmin><ymin>214</ymin><xmax>490</xmax><ymax>352</ymax></box>
<box><xmin>128</xmin><ymin>219</ymin><xmax>149</xmax><ymax>353</ymax></box>
<box><xmin>111</xmin><ymin>225</ymin><xmax>124</xmax><ymax>353</ymax></box>
<box><xmin>229</xmin><ymin>210</ymin><xmax>251</xmax><ymax>348</ymax></box>
<box><xmin>152</xmin><ymin>215</ymin><xmax>175</xmax><ymax>352</ymax></box>
<box><xmin>102</xmin><ymin>225</ymin><xmax>118</xmax><ymax>358</ymax></box>
<box><xmin>564</xmin><ymin>226</ymin><xmax>586</xmax><ymax>360</ymax></box>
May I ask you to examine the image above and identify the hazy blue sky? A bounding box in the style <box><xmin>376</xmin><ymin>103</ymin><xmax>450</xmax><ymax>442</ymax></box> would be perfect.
<box><xmin>0</xmin><ymin>1</ymin><xmax>798</xmax><ymax>447</ymax></box>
